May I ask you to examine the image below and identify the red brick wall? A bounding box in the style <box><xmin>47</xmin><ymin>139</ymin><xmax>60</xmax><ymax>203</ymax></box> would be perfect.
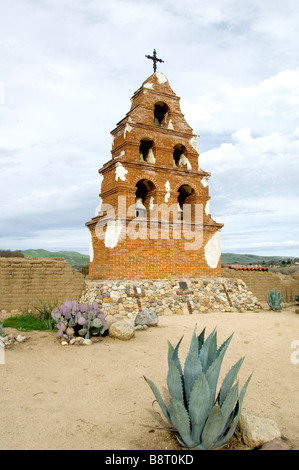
<box><xmin>88</xmin><ymin>221</ymin><xmax>222</xmax><ymax>279</ymax></box>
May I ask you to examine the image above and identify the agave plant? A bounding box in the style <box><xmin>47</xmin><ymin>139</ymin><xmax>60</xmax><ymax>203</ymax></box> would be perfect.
<box><xmin>51</xmin><ymin>300</ymin><xmax>108</xmax><ymax>340</ymax></box>
<box><xmin>144</xmin><ymin>326</ymin><xmax>251</xmax><ymax>450</ymax></box>
<box><xmin>265</xmin><ymin>289</ymin><xmax>284</xmax><ymax>311</ymax></box>
<box><xmin>0</xmin><ymin>322</ymin><xmax>5</xmax><ymax>338</ymax></box>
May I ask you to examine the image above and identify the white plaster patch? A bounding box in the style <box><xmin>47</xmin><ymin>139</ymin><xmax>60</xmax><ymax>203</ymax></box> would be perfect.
<box><xmin>115</xmin><ymin>162</ymin><xmax>128</xmax><ymax>181</ymax></box>
<box><xmin>167</xmin><ymin>119</ymin><xmax>174</xmax><ymax>130</ymax></box>
<box><xmin>205</xmin><ymin>200</ymin><xmax>210</xmax><ymax>215</ymax></box>
<box><xmin>99</xmin><ymin>173</ymin><xmax>103</xmax><ymax>191</ymax></box>
<box><xmin>144</xmin><ymin>82</ymin><xmax>153</xmax><ymax>89</ymax></box>
<box><xmin>135</xmin><ymin>197</ymin><xmax>146</xmax><ymax>210</ymax></box>
<box><xmin>104</xmin><ymin>220</ymin><xmax>123</xmax><ymax>249</ymax></box>
<box><xmin>155</xmin><ymin>72</ymin><xmax>168</xmax><ymax>84</ymax></box>
<box><xmin>204</xmin><ymin>231</ymin><xmax>221</xmax><ymax>269</ymax></box>
<box><xmin>88</xmin><ymin>230</ymin><xmax>94</xmax><ymax>262</ymax></box>
<box><xmin>95</xmin><ymin>198</ymin><xmax>102</xmax><ymax>216</ymax></box>
<box><xmin>124</xmin><ymin>123</ymin><xmax>132</xmax><ymax>138</ymax></box>
<box><xmin>128</xmin><ymin>116</ymin><xmax>134</xmax><ymax>123</ymax></box>
<box><xmin>149</xmin><ymin>196</ymin><xmax>154</xmax><ymax>210</ymax></box>
<box><xmin>147</xmin><ymin>148</ymin><xmax>155</xmax><ymax>163</ymax></box>
<box><xmin>114</xmin><ymin>150</ymin><xmax>125</xmax><ymax>159</ymax></box>
<box><xmin>165</xmin><ymin>180</ymin><xmax>170</xmax><ymax>202</ymax></box>
<box><xmin>190</xmin><ymin>136</ymin><xmax>199</xmax><ymax>151</ymax></box>
<box><xmin>201</xmin><ymin>176</ymin><xmax>210</xmax><ymax>187</ymax></box>
<box><xmin>94</xmin><ymin>175</ymin><xmax>103</xmax><ymax>214</ymax></box>
<box><xmin>178</xmin><ymin>154</ymin><xmax>192</xmax><ymax>170</ymax></box>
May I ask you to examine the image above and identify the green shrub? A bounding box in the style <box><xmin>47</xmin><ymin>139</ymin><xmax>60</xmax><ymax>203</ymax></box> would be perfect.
<box><xmin>144</xmin><ymin>326</ymin><xmax>251</xmax><ymax>450</ymax></box>
<box><xmin>3</xmin><ymin>314</ymin><xmax>56</xmax><ymax>331</ymax></box>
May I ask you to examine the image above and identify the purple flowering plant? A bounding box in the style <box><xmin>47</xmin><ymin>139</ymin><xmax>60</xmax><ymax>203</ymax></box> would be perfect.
<box><xmin>51</xmin><ymin>300</ymin><xmax>108</xmax><ymax>340</ymax></box>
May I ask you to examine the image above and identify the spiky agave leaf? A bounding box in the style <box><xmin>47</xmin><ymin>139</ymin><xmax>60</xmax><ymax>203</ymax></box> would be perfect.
<box><xmin>200</xmin><ymin>404</ymin><xmax>224</xmax><ymax>450</ymax></box>
<box><xmin>168</xmin><ymin>336</ymin><xmax>184</xmax><ymax>377</ymax></box>
<box><xmin>217</xmin><ymin>357</ymin><xmax>245</xmax><ymax>406</ymax></box>
<box><xmin>184</xmin><ymin>327</ymin><xmax>202</xmax><ymax>402</ymax></box>
<box><xmin>167</xmin><ymin>360</ymin><xmax>184</xmax><ymax>405</ymax></box>
<box><xmin>215</xmin><ymin>332</ymin><xmax>234</xmax><ymax>360</ymax></box>
<box><xmin>144</xmin><ymin>376</ymin><xmax>172</xmax><ymax>424</ymax></box>
<box><xmin>218</xmin><ymin>383</ymin><xmax>239</xmax><ymax>431</ymax></box>
<box><xmin>213</xmin><ymin>374</ymin><xmax>252</xmax><ymax>449</ymax></box>
<box><xmin>205</xmin><ymin>334</ymin><xmax>233</xmax><ymax>406</ymax></box>
<box><xmin>197</xmin><ymin>327</ymin><xmax>206</xmax><ymax>355</ymax></box>
<box><xmin>168</xmin><ymin>398</ymin><xmax>195</xmax><ymax>449</ymax></box>
<box><xmin>198</xmin><ymin>328</ymin><xmax>217</xmax><ymax>372</ymax></box>
<box><xmin>188</xmin><ymin>372</ymin><xmax>211</xmax><ymax>443</ymax></box>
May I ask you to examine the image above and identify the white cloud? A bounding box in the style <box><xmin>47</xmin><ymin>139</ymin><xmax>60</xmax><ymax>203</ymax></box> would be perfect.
<box><xmin>201</xmin><ymin>126</ymin><xmax>299</xmax><ymax>255</ymax></box>
<box><xmin>181</xmin><ymin>69</ymin><xmax>299</xmax><ymax>136</ymax></box>
<box><xmin>0</xmin><ymin>0</ymin><xmax>298</xmax><ymax>256</ymax></box>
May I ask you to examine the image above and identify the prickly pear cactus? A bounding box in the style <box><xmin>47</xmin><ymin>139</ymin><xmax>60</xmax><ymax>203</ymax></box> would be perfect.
<box><xmin>51</xmin><ymin>301</ymin><xmax>108</xmax><ymax>341</ymax></box>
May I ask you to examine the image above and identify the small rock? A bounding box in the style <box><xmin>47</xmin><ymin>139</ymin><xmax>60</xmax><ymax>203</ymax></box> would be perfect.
<box><xmin>69</xmin><ymin>338</ymin><xmax>76</xmax><ymax>345</ymax></box>
<box><xmin>238</xmin><ymin>413</ymin><xmax>281</xmax><ymax>448</ymax></box>
<box><xmin>66</xmin><ymin>327</ymin><xmax>74</xmax><ymax>337</ymax></box>
<box><xmin>61</xmin><ymin>340</ymin><xmax>68</xmax><ymax>346</ymax></box>
<box><xmin>82</xmin><ymin>339</ymin><xmax>92</xmax><ymax>345</ymax></box>
<box><xmin>260</xmin><ymin>439</ymin><xmax>290</xmax><ymax>450</ymax></box>
<box><xmin>110</xmin><ymin>290</ymin><xmax>120</xmax><ymax>300</ymax></box>
<box><xmin>109</xmin><ymin>321</ymin><xmax>135</xmax><ymax>341</ymax></box>
<box><xmin>134</xmin><ymin>308</ymin><xmax>158</xmax><ymax>327</ymax></box>
<box><xmin>16</xmin><ymin>334</ymin><xmax>26</xmax><ymax>342</ymax></box>
<box><xmin>163</xmin><ymin>307</ymin><xmax>173</xmax><ymax>316</ymax></box>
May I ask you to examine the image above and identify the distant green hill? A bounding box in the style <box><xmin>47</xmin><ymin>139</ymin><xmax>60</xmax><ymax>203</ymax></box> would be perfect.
<box><xmin>22</xmin><ymin>249</ymin><xmax>89</xmax><ymax>268</ymax></box>
<box><xmin>221</xmin><ymin>253</ymin><xmax>286</xmax><ymax>265</ymax></box>
<box><xmin>20</xmin><ymin>249</ymin><xmax>290</xmax><ymax>269</ymax></box>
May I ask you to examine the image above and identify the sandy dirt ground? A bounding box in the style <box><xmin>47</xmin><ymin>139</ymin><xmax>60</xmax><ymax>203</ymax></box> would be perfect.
<box><xmin>0</xmin><ymin>304</ymin><xmax>298</xmax><ymax>451</ymax></box>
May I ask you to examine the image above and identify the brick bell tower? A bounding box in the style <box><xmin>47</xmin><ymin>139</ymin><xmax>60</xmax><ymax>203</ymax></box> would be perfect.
<box><xmin>86</xmin><ymin>57</ymin><xmax>223</xmax><ymax>280</ymax></box>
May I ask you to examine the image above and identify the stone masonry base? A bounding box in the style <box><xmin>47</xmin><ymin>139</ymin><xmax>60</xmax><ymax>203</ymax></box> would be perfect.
<box><xmin>80</xmin><ymin>277</ymin><xmax>262</xmax><ymax>322</ymax></box>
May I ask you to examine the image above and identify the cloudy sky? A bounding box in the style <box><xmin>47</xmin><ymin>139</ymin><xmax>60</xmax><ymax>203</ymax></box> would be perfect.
<box><xmin>0</xmin><ymin>0</ymin><xmax>298</xmax><ymax>257</ymax></box>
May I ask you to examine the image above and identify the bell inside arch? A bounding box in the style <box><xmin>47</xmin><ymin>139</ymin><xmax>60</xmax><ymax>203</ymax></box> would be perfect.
<box><xmin>135</xmin><ymin>197</ymin><xmax>147</xmax><ymax>218</ymax></box>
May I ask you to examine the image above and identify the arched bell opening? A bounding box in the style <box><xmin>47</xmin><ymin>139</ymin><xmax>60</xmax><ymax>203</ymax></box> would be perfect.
<box><xmin>154</xmin><ymin>101</ymin><xmax>169</xmax><ymax>127</ymax></box>
<box><xmin>173</xmin><ymin>144</ymin><xmax>191</xmax><ymax>169</ymax></box>
<box><xmin>177</xmin><ymin>184</ymin><xmax>196</xmax><ymax>221</ymax></box>
<box><xmin>135</xmin><ymin>179</ymin><xmax>156</xmax><ymax>217</ymax></box>
<box><xmin>139</xmin><ymin>138</ymin><xmax>155</xmax><ymax>163</ymax></box>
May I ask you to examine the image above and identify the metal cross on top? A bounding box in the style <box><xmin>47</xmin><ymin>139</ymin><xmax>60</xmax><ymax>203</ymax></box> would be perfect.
<box><xmin>145</xmin><ymin>49</ymin><xmax>164</xmax><ymax>73</ymax></box>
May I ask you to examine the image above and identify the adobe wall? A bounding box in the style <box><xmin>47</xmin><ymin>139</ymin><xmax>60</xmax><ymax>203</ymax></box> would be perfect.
<box><xmin>0</xmin><ymin>257</ymin><xmax>85</xmax><ymax>315</ymax></box>
<box><xmin>222</xmin><ymin>268</ymin><xmax>299</xmax><ymax>302</ymax></box>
